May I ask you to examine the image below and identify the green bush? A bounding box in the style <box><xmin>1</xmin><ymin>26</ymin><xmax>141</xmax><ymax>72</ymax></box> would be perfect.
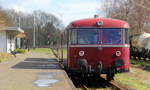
<box><xmin>14</xmin><ymin>49</ymin><xmax>27</xmax><ymax>54</ymax></box>
<box><xmin>131</xmin><ymin>59</ymin><xmax>150</xmax><ymax>67</ymax></box>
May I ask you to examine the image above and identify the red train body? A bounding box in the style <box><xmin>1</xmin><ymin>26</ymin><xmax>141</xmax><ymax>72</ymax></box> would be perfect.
<box><xmin>62</xmin><ymin>18</ymin><xmax>130</xmax><ymax>80</ymax></box>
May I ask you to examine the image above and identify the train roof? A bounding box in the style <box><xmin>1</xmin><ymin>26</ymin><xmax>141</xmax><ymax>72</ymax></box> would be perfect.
<box><xmin>68</xmin><ymin>18</ymin><xmax>129</xmax><ymax>28</ymax></box>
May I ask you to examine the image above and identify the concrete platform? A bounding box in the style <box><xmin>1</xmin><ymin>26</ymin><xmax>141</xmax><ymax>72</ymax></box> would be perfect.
<box><xmin>0</xmin><ymin>52</ymin><xmax>75</xmax><ymax>90</ymax></box>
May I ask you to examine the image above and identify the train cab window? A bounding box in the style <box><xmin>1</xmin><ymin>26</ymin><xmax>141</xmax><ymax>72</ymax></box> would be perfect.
<box><xmin>70</xmin><ymin>30</ymin><xmax>77</xmax><ymax>44</ymax></box>
<box><xmin>102</xmin><ymin>28</ymin><xmax>123</xmax><ymax>44</ymax></box>
<box><xmin>125</xmin><ymin>29</ymin><xmax>129</xmax><ymax>44</ymax></box>
<box><xmin>78</xmin><ymin>29</ymin><xmax>99</xmax><ymax>44</ymax></box>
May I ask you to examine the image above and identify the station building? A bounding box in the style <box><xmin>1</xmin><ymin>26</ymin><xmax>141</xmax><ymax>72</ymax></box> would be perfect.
<box><xmin>0</xmin><ymin>27</ymin><xmax>25</xmax><ymax>53</ymax></box>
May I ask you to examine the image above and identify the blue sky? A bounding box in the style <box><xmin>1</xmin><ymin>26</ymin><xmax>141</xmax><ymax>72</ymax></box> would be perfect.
<box><xmin>0</xmin><ymin>0</ymin><xmax>103</xmax><ymax>26</ymax></box>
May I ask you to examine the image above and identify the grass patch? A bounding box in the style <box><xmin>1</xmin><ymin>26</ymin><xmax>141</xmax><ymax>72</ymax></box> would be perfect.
<box><xmin>14</xmin><ymin>48</ymin><xmax>27</xmax><ymax>54</ymax></box>
<box><xmin>131</xmin><ymin>59</ymin><xmax>150</xmax><ymax>67</ymax></box>
<box><xmin>115</xmin><ymin>73</ymin><xmax>150</xmax><ymax>90</ymax></box>
<box><xmin>0</xmin><ymin>53</ymin><xmax>11</xmax><ymax>63</ymax></box>
<box><xmin>31</xmin><ymin>48</ymin><xmax>52</xmax><ymax>54</ymax></box>
<box><xmin>117</xmin><ymin>59</ymin><xmax>150</xmax><ymax>89</ymax></box>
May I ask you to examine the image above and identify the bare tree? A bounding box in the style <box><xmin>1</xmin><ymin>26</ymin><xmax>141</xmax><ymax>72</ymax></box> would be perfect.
<box><xmin>4</xmin><ymin>9</ymin><xmax>63</xmax><ymax>48</ymax></box>
<box><xmin>101</xmin><ymin>0</ymin><xmax>150</xmax><ymax>35</ymax></box>
<box><xmin>0</xmin><ymin>7</ymin><xmax>12</xmax><ymax>29</ymax></box>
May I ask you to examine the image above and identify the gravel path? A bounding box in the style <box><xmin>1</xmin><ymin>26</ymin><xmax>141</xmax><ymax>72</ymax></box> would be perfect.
<box><xmin>0</xmin><ymin>52</ymin><xmax>75</xmax><ymax>90</ymax></box>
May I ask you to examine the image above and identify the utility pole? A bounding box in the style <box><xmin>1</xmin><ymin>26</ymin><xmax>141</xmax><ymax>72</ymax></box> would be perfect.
<box><xmin>18</xmin><ymin>12</ymin><xmax>20</xmax><ymax>28</ymax></box>
<box><xmin>33</xmin><ymin>15</ymin><xmax>36</xmax><ymax>49</ymax></box>
<box><xmin>18</xmin><ymin>11</ymin><xmax>21</xmax><ymax>49</ymax></box>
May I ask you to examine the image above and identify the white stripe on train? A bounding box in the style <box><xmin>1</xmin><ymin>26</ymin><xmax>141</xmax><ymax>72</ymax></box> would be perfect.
<box><xmin>69</xmin><ymin>44</ymin><xmax>130</xmax><ymax>47</ymax></box>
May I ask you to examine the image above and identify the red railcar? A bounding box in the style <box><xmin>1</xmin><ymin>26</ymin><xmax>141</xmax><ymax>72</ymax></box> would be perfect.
<box><xmin>62</xmin><ymin>18</ymin><xmax>130</xmax><ymax>80</ymax></box>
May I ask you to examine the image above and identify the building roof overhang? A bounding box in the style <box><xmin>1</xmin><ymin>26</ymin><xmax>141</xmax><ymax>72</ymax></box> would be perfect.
<box><xmin>0</xmin><ymin>27</ymin><xmax>25</xmax><ymax>37</ymax></box>
<box><xmin>5</xmin><ymin>27</ymin><xmax>24</xmax><ymax>33</ymax></box>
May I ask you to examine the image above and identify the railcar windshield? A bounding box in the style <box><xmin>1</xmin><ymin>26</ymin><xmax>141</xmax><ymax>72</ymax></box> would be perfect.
<box><xmin>69</xmin><ymin>29</ymin><xmax>99</xmax><ymax>44</ymax></box>
<box><xmin>78</xmin><ymin>29</ymin><xmax>99</xmax><ymax>44</ymax></box>
<box><xmin>102</xmin><ymin>28</ymin><xmax>123</xmax><ymax>44</ymax></box>
<box><xmin>69</xmin><ymin>28</ymin><xmax>128</xmax><ymax>45</ymax></box>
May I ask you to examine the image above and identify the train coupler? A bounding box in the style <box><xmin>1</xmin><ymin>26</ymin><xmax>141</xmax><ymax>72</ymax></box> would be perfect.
<box><xmin>96</xmin><ymin>61</ymin><xmax>103</xmax><ymax>74</ymax></box>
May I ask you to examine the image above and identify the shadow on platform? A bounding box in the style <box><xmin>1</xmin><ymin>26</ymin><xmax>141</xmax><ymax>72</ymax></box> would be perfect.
<box><xmin>11</xmin><ymin>58</ymin><xmax>61</xmax><ymax>69</ymax></box>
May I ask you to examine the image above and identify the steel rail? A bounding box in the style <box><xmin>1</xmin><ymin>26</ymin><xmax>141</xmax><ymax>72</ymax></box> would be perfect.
<box><xmin>101</xmin><ymin>75</ymin><xmax>126</xmax><ymax>90</ymax></box>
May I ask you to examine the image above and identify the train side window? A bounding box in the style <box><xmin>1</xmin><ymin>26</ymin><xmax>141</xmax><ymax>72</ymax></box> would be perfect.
<box><xmin>70</xmin><ymin>30</ymin><xmax>77</xmax><ymax>44</ymax></box>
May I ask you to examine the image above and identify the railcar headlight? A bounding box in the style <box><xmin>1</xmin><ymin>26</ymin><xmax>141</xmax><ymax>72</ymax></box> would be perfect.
<box><xmin>115</xmin><ymin>59</ymin><xmax>124</xmax><ymax>67</ymax></box>
<box><xmin>97</xmin><ymin>21</ymin><xmax>103</xmax><ymax>26</ymax></box>
<box><xmin>116</xmin><ymin>51</ymin><xmax>121</xmax><ymax>56</ymax></box>
<box><xmin>79</xmin><ymin>51</ymin><xmax>85</xmax><ymax>56</ymax></box>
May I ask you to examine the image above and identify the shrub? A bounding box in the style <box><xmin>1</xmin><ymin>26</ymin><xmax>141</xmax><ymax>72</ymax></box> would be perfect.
<box><xmin>14</xmin><ymin>49</ymin><xmax>27</xmax><ymax>54</ymax></box>
<box><xmin>131</xmin><ymin>59</ymin><xmax>150</xmax><ymax>67</ymax></box>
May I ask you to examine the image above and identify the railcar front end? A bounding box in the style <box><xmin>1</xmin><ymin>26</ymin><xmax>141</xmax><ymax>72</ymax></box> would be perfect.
<box><xmin>66</xmin><ymin>18</ymin><xmax>130</xmax><ymax>80</ymax></box>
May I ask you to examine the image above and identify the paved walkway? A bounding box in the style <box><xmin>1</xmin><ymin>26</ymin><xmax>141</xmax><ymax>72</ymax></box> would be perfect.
<box><xmin>0</xmin><ymin>52</ymin><xmax>75</xmax><ymax>90</ymax></box>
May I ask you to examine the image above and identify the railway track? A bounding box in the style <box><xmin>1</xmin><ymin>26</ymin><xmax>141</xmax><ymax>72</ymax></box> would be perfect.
<box><xmin>69</xmin><ymin>74</ymin><xmax>126</xmax><ymax>90</ymax></box>
<box><xmin>79</xmin><ymin>78</ymin><xmax>125</xmax><ymax>90</ymax></box>
<box><xmin>109</xmin><ymin>80</ymin><xmax>125</xmax><ymax>90</ymax></box>
<box><xmin>80</xmin><ymin>85</ymin><xmax>88</xmax><ymax>90</ymax></box>
<box><xmin>100</xmin><ymin>75</ymin><xmax>126</xmax><ymax>90</ymax></box>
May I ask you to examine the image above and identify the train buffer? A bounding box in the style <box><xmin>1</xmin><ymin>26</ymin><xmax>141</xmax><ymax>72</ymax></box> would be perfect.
<box><xmin>0</xmin><ymin>52</ymin><xmax>75</xmax><ymax>90</ymax></box>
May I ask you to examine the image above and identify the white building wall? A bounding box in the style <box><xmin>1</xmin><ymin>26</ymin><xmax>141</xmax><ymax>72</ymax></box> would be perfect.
<box><xmin>0</xmin><ymin>31</ymin><xmax>7</xmax><ymax>52</ymax></box>
<box><xmin>16</xmin><ymin>38</ymin><xmax>21</xmax><ymax>48</ymax></box>
<box><xmin>11</xmin><ymin>37</ymin><xmax>16</xmax><ymax>51</ymax></box>
<box><xmin>7</xmin><ymin>35</ymin><xmax>10</xmax><ymax>53</ymax></box>
<box><xmin>7</xmin><ymin>35</ymin><xmax>16</xmax><ymax>53</ymax></box>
